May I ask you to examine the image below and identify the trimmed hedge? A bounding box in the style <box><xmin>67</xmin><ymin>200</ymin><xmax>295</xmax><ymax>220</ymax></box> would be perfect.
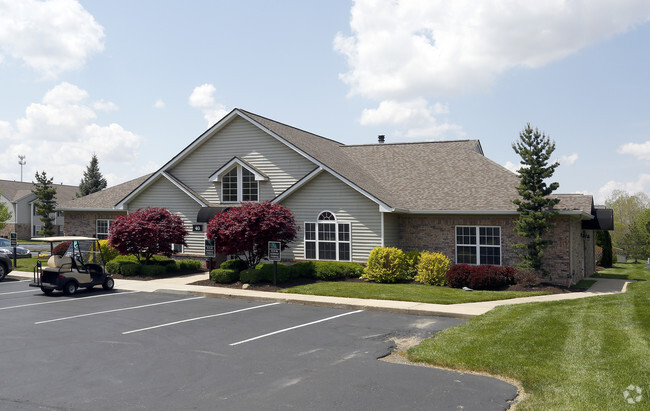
<box><xmin>239</xmin><ymin>268</ymin><xmax>265</xmax><ymax>284</ymax></box>
<box><xmin>211</xmin><ymin>268</ymin><xmax>239</xmax><ymax>284</ymax></box>
<box><xmin>178</xmin><ymin>259</ymin><xmax>202</xmax><ymax>271</ymax></box>
<box><xmin>141</xmin><ymin>264</ymin><xmax>167</xmax><ymax>277</ymax></box>
<box><xmin>289</xmin><ymin>261</ymin><xmax>315</xmax><ymax>279</ymax></box>
<box><xmin>363</xmin><ymin>247</ymin><xmax>407</xmax><ymax>283</ymax></box>
<box><xmin>446</xmin><ymin>264</ymin><xmax>517</xmax><ymax>290</ymax></box>
<box><xmin>120</xmin><ymin>263</ymin><xmax>142</xmax><ymax>276</ymax></box>
<box><xmin>220</xmin><ymin>259</ymin><xmax>248</xmax><ymax>273</ymax></box>
<box><xmin>403</xmin><ymin>250</ymin><xmax>421</xmax><ymax>280</ymax></box>
<box><xmin>256</xmin><ymin>262</ymin><xmax>293</xmax><ymax>283</ymax></box>
<box><xmin>414</xmin><ymin>251</ymin><xmax>450</xmax><ymax>286</ymax></box>
<box><xmin>312</xmin><ymin>261</ymin><xmax>363</xmax><ymax>280</ymax></box>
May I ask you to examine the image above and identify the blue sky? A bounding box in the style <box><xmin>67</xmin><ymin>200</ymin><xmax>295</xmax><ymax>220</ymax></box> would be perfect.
<box><xmin>0</xmin><ymin>0</ymin><xmax>649</xmax><ymax>204</ymax></box>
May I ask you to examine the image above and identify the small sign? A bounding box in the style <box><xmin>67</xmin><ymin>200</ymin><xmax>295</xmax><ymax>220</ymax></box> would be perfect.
<box><xmin>205</xmin><ymin>240</ymin><xmax>215</xmax><ymax>258</ymax></box>
<box><xmin>10</xmin><ymin>232</ymin><xmax>17</xmax><ymax>247</ymax></box>
<box><xmin>193</xmin><ymin>224</ymin><xmax>203</xmax><ymax>232</ymax></box>
<box><xmin>268</xmin><ymin>241</ymin><xmax>281</xmax><ymax>261</ymax></box>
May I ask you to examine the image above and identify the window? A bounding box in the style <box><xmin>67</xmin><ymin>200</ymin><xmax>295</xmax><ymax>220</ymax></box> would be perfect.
<box><xmin>455</xmin><ymin>226</ymin><xmax>501</xmax><ymax>265</ymax></box>
<box><xmin>304</xmin><ymin>211</ymin><xmax>351</xmax><ymax>261</ymax></box>
<box><xmin>96</xmin><ymin>219</ymin><xmax>112</xmax><ymax>239</ymax></box>
<box><xmin>221</xmin><ymin>166</ymin><xmax>259</xmax><ymax>203</ymax></box>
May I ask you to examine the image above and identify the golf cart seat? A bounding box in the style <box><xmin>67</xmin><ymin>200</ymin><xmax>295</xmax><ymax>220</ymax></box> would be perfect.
<box><xmin>45</xmin><ymin>255</ymin><xmax>73</xmax><ymax>273</ymax></box>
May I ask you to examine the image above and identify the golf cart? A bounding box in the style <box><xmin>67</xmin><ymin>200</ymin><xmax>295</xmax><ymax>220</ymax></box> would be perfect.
<box><xmin>30</xmin><ymin>236</ymin><xmax>114</xmax><ymax>295</ymax></box>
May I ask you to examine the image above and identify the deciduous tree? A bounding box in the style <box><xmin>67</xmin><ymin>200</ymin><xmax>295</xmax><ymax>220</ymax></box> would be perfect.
<box><xmin>0</xmin><ymin>190</ymin><xmax>12</xmax><ymax>230</ymax></box>
<box><xmin>512</xmin><ymin>124</ymin><xmax>560</xmax><ymax>273</ymax></box>
<box><xmin>606</xmin><ymin>190</ymin><xmax>650</xmax><ymax>249</ymax></box>
<box><xmin>206</xmin><ymin>202</ymin><xmax>297</xmax><ymax>268</ymax></box>
<box><xmin>108</xmin><ymin>207</ymin><xmax>188</xmax><ymax>264</ymax></box>
<box><xmin>32</xmin><ymin>171</ymin><xmax>57</xmax><ymax>236</ymax></box>
<box><xmin>78</xmin><ymin>153</ymin><xmax>107</xmax><ymax>197</ymax></box>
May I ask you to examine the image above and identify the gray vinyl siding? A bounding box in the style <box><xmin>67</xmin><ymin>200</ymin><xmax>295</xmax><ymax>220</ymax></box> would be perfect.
<box><xmin>382</xmin><ymin>212</ymin><xmax>400</xmax><ymax>248</ymax></box>
<box><xmin>169</xmin><ymin>117</ymin><xmax>315</xmax><ymax>203</ymax></box>
<box><xmin>280</xmin><ymin>171</ymin><xmax>382</xmax><ymax>263</ymax></box>
<box><xmin>126</xmin><ymin>176</ymin><xmax>205</xmax><ymax>255</ymax></box>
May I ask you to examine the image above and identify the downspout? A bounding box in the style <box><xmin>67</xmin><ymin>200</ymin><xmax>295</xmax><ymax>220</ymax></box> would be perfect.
<box><xmin>380</xmin><ymin>212</ymin><xmax>385</xmax><ymax>247</ymax></box>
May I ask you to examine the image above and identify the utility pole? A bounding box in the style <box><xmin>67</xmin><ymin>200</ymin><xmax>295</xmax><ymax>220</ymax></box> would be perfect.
<box><xmin>18</xmin><ymin>155</ymin><xmax>26</xmax><ymax>182</ymax></box>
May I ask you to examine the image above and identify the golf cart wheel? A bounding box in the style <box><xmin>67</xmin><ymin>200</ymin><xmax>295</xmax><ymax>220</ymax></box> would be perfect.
<box><xmin>0</xmin><ymin>263</ymin><xmax>6</xmax><ymax>281</ymax></box>
<box><xmin>41</xmin><ymin>287</ymin><xmax>53</xmax><ymax>295</ymax></box>
<box><xmin>63</xmin><ymin>281</ymin><xmax>78</xmax><ymax>296</ymax></box>
<box><xmin>102</xmin><ymin>277</ymin><xmax>114</xmax><ymax>290</ymax></box>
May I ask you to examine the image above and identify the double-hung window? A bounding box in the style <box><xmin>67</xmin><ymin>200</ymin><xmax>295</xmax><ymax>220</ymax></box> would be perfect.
<box><xmin>222</xmin><ymin>166</ymin><xmax>258</xmax><ymax>203</ymax></box>
<box><xmin>305</xmin><ymin>211</ymin><xmax>351</xmax><ymax>261</ymax></box>
<box><xmin>96</xmin><ymin>219</ymin><xmax>112</xmax><ymax>239</ymax></box>
<box><xmin>455</xmin><ymin>226</ymin><xmax>501</xmax><ymax>265</ymax></box>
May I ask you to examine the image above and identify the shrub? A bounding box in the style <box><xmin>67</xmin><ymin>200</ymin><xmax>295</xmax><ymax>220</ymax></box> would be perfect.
<box><xmin>415</xmin><ymin>251</ymin><xmax>451</xmax><ymax>286</ymax></box>
<box><xmin>120</xmin><ymin>263</ymin><xmax>142</xmax><ymax>276</ymax></box>
<box><xmin>513</xmin><ymin>268</ymin><xmax>541</xmax><ymax>287</ymax></box>
<box><xmin>403</xmin><ymin>250</ymin><xmax>421</xmax><ymax>280</ymax></box>
<box><xmin>178</xmin><ymin>259</ymin><xmax>202</xmax><ymax>271</ymax></box>
<box><xmin>255</xmin><ymin>262</ymin><xmax>293</xmax><ymax>283</ymax></box>
<box><xmin>239</xmin><ymin>268</ymin><xmax>265</xmax><ymax>284</ymax></box>
<box><xmin>289</xmin><ymin>261</ymin><xmax>315</xmax><ymax>279</ymax></box>
<box><xmin>105</xmin><ymin>260</ymin><xmax>120</xmax><ymax>275</ymax></box>
<box><xmin>220</xmin><ymin>259</ymin><xmax>248</xmax><ymax>273</ymax></box>
<box><xmin>210</xmin><ymin>268</ymin><xmax>239</xmax><ymax>284</ymax></box>
<box><xmin>467</xmin><ymin>265</ymin><xmax>517</xmax><ymax>290</ymax></box>
<box><xmin>98</xmin><ymin>239</ymin><xmax>119</xmax><ymax>262</ymax></box>
<box><xmin>52</xmin><ymin>241</ymin><xmax>71</xmax><ymax>256</ymax></box>
<box><xmin>446</xmin><ymin>264</ymin><xmax>474</xmax><ymax>288</ymax></box>
<box><xmin>313</xmin><ymin>261</ymin><xmax>363</xmax><ymax>280</ymax></box>
<box><xmin>363</xmin><ymin>247</ymin><xmax>406</xmax><ymax>283</ymax></box>
<box><xmin>140</xmin><ymin>264</ymin><xmax>167</xmax><ymax>277</ymax></box>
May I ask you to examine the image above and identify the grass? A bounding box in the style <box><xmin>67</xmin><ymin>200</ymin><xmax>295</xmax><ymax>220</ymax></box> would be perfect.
<box><xmin>9</xmin><ymin>257</ymin><xmax>42</xmax><ymax>272</ymax></box>
<box><xmin>281</xmin><ymin>281</ymin><xmax>550</xmax><ymax>304</ymax></box>
<box><xmin>407</xmin><ymin>263</ymin><xmax>650</xmax><ymax>410</ymax></box>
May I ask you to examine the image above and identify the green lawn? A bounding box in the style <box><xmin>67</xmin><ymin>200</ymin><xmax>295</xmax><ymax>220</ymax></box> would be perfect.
<box><xmin>281</xmin><ymin>281</ymin><xmax>550</xmax><ymax>304</ymax></box>
<box><xmin>10</xmin><ymin>257</ymin><xmax>42</xmax><ymax>272</ymax></box>
<box><xmin>407</xmin><ymin>263</ymin><xmax>650</xmax><ymax>410</ymax></box>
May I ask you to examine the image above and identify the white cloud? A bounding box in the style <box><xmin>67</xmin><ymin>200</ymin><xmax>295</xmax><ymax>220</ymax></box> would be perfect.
<box><xmin>504</xmin><ymin>161</ymin><xmax>519</xmax><ymax>173</ymax></box>
<box><xmin>93</xmin><ymin>99</ymin><xmax>118</xmax><ymax>112</ymax></box>
<box><xmin>335</xmin><ymin>0</ymin><xmax>650</xmax><ymax>99</ymax></box>
<box><xmin>0</xmin><ymin>0</ymin><xmax>105</xmax><ymax>78</ymax></box>
<box><xmin>0</xmin><ymin>82</ymin><xmax>143</xmax><ymax>185</ymax></box>
<box><xmin>154</xmin><ymin>99</ymin><xmax>165</xmax><ymax>109</ymax></box>
<box><xmin>596</xmin><ymin>174</ymin><xmax>650</xmax><ymax>203</ymax></box>
<box><xmin>557</xmin><ymin>153</ymin><xmax>579</xmax><ymax>166</ymax></box>
<box><xmin>618</xmin><ymin>140</ymin><xmax>650</xmax><ymax>161</ymax></box>
<box><xmin>189</xmin><ymin>84</ymin><xmax>228</xmax><ymax>125</ymax></box>
<box><xmin>359</xmin><ymin>98</ymin><xmax>465</xmax><ymax>139</ymax></box>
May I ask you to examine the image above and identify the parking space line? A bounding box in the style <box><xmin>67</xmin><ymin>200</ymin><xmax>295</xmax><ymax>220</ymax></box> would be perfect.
<box><xmin>0</xmin><ymin>290</ymin><xmax>36</xmax><ymax>296</ymax></box>
<box><xmin>122</xmin><ymin>302</ymin><xmax>281</xmax><ymax>335</ymax></box>
<box><xmin>0</xmin><ymin>291</ymin><xmax>140</xmax><ymax>310</ymax></box>
<box><xmin>35</xmin><ymin>296</ymin><xmax>205</xmax><ymax>324</ymax></box>
<box><xmin>229</xmin><ymin>310</ymin><xmax>364</xmax><ymax>346</ymax></box>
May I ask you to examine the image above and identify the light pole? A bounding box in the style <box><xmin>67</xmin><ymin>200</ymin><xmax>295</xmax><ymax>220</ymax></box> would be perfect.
<box><xmin>18</xmin><ymin>155</ymin><xmax>26</xmax><ymax>182</ymax></box>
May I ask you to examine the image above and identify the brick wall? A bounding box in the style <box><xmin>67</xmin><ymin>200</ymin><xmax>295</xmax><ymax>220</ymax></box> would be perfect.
<box><xmin>397</xmin><ymin>213</ymin><xmax>593</xmax><ymax>286</ymax></box>
<box><xmin>0</xmin><ymin>223</ymin><xmax>30</xmax><ymax>240</ymax></box>
<box><xmin>64</xmin><ymin>211</ymin><xmax>126</xmax><ymax>237</ymax></box>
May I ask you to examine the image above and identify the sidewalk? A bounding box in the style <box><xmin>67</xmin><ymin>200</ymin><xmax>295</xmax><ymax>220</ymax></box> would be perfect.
<box><xmin>10</xmin><ymin>271</ymin><xmax>630</xmax><ymax>319</ymax></box>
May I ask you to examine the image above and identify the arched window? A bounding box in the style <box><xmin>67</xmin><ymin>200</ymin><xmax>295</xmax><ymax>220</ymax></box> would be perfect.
<box><xmin>304</xmin><ymin>211</ymin><xmax>351</xmax><ymax>261</ymax></box>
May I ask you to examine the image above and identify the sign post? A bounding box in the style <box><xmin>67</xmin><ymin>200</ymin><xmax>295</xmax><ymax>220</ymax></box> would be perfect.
<box><xmin>205</xmin><ymin>239</ymin><xmax>215</xmax><ymax>273</ymax></box>
<box><xmin>10</xmin><ymin>232</ymin><xmax>17</xmax><ymax>267</ymax></box>
<box><xmin>268</xmin><ymin>241</ymin><xmax>281</xmax><ymax>286</ymax></box>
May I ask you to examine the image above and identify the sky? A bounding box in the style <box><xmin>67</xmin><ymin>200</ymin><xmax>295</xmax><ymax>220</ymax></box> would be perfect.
<box><xmin>0</xmin><ymin>0</ymin><xmax>649</xmax><ymax>205</ymax></box>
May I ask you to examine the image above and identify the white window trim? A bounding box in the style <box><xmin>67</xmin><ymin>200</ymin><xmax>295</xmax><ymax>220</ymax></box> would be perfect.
<box><xmin>220</xmin><ymin>165</ymin><xmax>260</xmax><ymax>203</ymax></box>
<box><xmin>304</xmin><ymin>211</ymin><xmax>352</xmax><ymax>261</ymax></box>
<box><xmin>96</xmin><ymin>219</ymin><xmax>112</xmax><ymax>239</ymax></box>
<box><xmin>455</xmin><ymin>225</ymin><xmax>502</xmax><ymax>265</ymax></box>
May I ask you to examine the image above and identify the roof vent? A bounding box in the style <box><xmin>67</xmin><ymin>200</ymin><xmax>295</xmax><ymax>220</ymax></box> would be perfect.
<box><xmin>378</xmin><ymin>135</ymin><xmax>385</xmax><ymax>144</ymax></box>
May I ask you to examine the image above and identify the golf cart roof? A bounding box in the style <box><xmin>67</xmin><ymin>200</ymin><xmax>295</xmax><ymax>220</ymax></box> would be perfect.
<box><xmin>31</xmin><ymin>236</ymin><xmax>99</xmax><ymax>242</ymax></box>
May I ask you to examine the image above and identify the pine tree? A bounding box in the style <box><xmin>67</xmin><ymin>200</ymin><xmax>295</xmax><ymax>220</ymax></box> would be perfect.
<box><xmin>512</xmin><ymin>124</ymin><xmax>560</xmax><ymax>273</ymax></box>
<box><xmin>595</xmin><ymin>230</ymin><xmax>613</xmax><ymax>268</ymax></box>
<box><xmin>78</xmin><ymin>153</ymin><xmax>107</xmax><ymax>197</ymax></box>
<box><xmin>32</xmin><ymin>171</ymin><xmax>58</xmax><ymax>236</ymax></box>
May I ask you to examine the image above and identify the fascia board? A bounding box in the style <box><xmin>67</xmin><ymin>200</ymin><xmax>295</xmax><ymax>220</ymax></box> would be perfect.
<box><xmin>115</xmin><ymin>173</ymin><xmax>162</xmax><ymax>210</ymax></box>
<box><xmin>209</xmin><ymin>157</ymin><xmax>269</xmax><ymax>182</ymax></box>
<box><xmin>272</xmin><ymin>167</ymin><xmax>323</xmax><ymax>203</ymax></box>
<box><xmin>384</xmin><ymin>209</ymin><xmax>593</xmax><ymax>219</ymax></box>
<box><xmin>161</xmin><ymin>172</ymin><xmax>209</xmax><ymax>207</ymax></box>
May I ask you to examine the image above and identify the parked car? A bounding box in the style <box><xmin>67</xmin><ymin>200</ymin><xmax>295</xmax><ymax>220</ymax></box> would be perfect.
<box><xmin>30</xmin><ymin>236</ymin><xmax>114</xmax><ymax>295</ymax></box>
<box><xmin>0</xmin><ymin>253</ymin><xmax>12</xmax><ymax>280</ymax></box>
<box><xmin>0</xmin><ymin>238</ymin><xmax>32</xmax><ymax>259</ymax></box>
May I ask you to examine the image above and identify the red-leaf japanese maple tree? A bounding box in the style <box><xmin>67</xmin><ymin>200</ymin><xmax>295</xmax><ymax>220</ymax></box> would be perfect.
<box><xmin>206</xmin><ymin>201</ymin><xmax>297</xmax><ymax>267</ymax></box>
<box><xmin>109</xmin><ymin>207</ymin><xmax>188</xmax><ymax>264</ymax></box>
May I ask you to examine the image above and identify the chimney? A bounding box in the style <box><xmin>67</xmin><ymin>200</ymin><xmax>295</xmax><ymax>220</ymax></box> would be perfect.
<box><xmin>378</xmin><ymin>134</ymin><xmax>385</xmax><ymax>144</ymax></box>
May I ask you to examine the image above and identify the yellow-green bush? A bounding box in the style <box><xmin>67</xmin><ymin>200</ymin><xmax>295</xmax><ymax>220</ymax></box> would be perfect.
<box><xmin>363</xmin><ymin>247</ymin><xmax>406</xmax><ymax>283</ymax></box>
<box><xmin>99</xmin><ymin>239</ymin><xmax>119</xmax><ymax>262</ymax></box>
<box><xmin>415</xmin><ymin>251</ymin><xmax>451</xmax><ymax>286</ymax></box>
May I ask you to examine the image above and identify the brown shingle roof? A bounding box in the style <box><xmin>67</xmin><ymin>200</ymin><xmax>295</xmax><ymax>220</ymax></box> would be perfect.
<box><xmin>58</xmin><ymin>174</ymin><xmax>152</xmax><ymax>210</ymax></box>
<box><xmin>0</xmin><ymin>179</ymin><xmax>78</xmax><ymax>203</ymax></box>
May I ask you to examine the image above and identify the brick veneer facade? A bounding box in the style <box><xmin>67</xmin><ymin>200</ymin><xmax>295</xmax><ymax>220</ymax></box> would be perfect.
<box><xmin>64</xmin><ymin>211</ymin><xmax>126</xmax><ymax>237</ymax></box>
<box><xmin>397</xmin><ymin>214</ymin><xmax>595</xmax><ymax>286</ymax></box>
<box><xmin>0</xmin><ymin>223</ymin><xmax>30</xmax><ymax>240</ymax></box>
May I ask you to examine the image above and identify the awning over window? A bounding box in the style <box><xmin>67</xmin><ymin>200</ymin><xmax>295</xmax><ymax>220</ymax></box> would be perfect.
<box><xmin>196</xmin><ymin>207</ymin><xmax>230</xmax><ymax>223</ymax></box>
<box><xmin>582</xmin><ymin>208</ymin><xmax>614</xmax><ymax>231</ymax></box>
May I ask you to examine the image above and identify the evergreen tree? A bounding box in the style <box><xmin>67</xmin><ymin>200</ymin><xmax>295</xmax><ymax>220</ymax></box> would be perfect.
<box><xmin>78</xmin><ymin>153</ymin><xmax>107</xmax><ymax>197</ymax></box>
<box><xmin>595</xmin><ymin>230</ymin><xmax>613</xmax><ymax>268</ymax></box>
<box><xmin>0</xmin><ymin>190</ymin><xmax>12</xmax><ymax>230</ymax></box>
<box><xmin>32</xmin><ymin>171</ymin><xmax>57</xmax><ymax>236</ymax></box>
<box><xmin>512</xmin><ymin>124</ymin><xmax>560</xmax><ymax>273</ymax></box>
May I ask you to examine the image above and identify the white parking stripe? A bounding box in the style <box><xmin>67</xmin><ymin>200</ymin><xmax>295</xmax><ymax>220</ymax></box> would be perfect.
<box><xmin>0</xmin><ymin>291</ymin><xmax>140</xmax><ymax>310</ymax></box>
<box><xmin>0</xmin><ymin>290</ymin><xmax>36</xmax><ymax>296</ymax></box>
<box><xmin>122</xmin><ymin>302</ymin><xmax>280</xmax><ymax>335</ymax></box>
<box><xmin>35</xmin><ymin>296</ymin><xmax>205</xmax><ymax>324</ymax></box>
<box><xmin>229</xmin><ymin>310</ymin><xmax>364</xmax><ymax>346</ymax></box>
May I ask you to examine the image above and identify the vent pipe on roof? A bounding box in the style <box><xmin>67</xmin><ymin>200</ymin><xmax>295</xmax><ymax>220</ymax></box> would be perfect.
<box><xmin>378</xmin><ymin>135</ymin><xmax>385</xmax><ymax>144</ymax></box>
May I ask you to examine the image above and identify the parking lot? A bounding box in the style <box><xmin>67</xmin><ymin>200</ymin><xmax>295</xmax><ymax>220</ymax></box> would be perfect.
<box><xmin>0</xmin><ymin>277</ymin><xmax>517</xmax><ymax>410</ymax></box>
